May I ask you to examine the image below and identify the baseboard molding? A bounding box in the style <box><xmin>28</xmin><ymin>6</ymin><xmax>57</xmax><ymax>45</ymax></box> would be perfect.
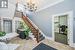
<box><xmin>73</xmin><ymin>43</ymin><xmax>75</xmax><ymax>48</ymax></box>
<box><xmin>45</xmin><ymin>36</ymin><xmax>54</xmax><ymax>41</ymax></box>
<box><xmin>70</xmin><ymin>43</ymin><xmax>75</xmax><ymax>48</ymax></box>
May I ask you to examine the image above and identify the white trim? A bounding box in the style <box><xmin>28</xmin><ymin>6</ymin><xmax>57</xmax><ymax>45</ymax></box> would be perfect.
<box><xmin>52</xmin><ymin>11</ymin><xmax>74</xmax><ymax>47</ymax></box>
<box><xmin>36</xmin><ymin>0</ymin><xmax>64</xmax><ymax>12</ymax></box>
<box><xmin>70</xmin><ymin>43</ymin><xmax>75</xmax><ymax>48</ymax></box>
<box><xmin>44</xmin><ymin>36</ymin><xmax>54</xmax><ymax>41</ymax></box>
<box><xmin>73</xmin><ymin>43</ymin><xmax>75</xmax><ymax>48</ymax></box>
<box><xmin>1</xmin><ymin>17</ymin><xmax>3</xmax><ymax>31</ymax></box>
<box><xmin>1</xmin><ymin>17</ymin><xmax>13</xmax><ymax>20</ymax></box>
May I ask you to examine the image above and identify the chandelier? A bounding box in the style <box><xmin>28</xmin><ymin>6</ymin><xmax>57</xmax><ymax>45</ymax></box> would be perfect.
<box><xmin>25</xmin><ymin>0</ymin><xmax>37</xmax><ymax>12</ymax></box>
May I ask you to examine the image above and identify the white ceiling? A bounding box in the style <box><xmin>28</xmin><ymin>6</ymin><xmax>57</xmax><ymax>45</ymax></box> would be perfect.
<box><xmin>17</xmin><ymin>0</ymin><xmax>63</xmax><ymax>11</ymax></box>
<box><xmin>0</xmin><ymin>0</ymin><xmax>63</xmax><ymax>17</ymax></box>
<box><xmin>8</xmin><ymin>0</ymin><xmax>61</xmax><ymax>10</ymax></box>
<box><xmin>36</xmin><ymin>0</ymin><xmax>62</xmax><ymax>10</ymax></box>
<box><xmin>9</xmin><ymin>0</ymin><xmax>63</xmax><ymax>11</ymax></box>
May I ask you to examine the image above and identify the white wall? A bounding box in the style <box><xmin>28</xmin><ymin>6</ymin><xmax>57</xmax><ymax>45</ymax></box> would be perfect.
<box><xmin>0</xmin><ymin>0</ymin><xmax>16</xmax><ymax>17</ymax></box>
<box><xmin>27</xmin><ymin>0</ymin><xmax>73</xmax><ymax>39</ymax></box>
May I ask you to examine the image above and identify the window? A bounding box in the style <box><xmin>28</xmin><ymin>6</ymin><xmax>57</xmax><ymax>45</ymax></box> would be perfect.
<box><xmin>3</xmin><ymin>19</ymin><xmax>12</xmax><ymax>33</ymax></box>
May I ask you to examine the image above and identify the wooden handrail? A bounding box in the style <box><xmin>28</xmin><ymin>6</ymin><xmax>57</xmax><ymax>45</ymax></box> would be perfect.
<box><xmin>22</xmin><ymin>15</ymin><xmax>40</xmax><ymax>43</ymax></box>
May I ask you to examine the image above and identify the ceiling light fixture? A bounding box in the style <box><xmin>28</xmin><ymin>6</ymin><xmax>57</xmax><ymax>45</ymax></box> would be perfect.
<box><xmin>25</xmin><ymin>0</ymin><xmax>37</xmax><ymax>12</ymax></box>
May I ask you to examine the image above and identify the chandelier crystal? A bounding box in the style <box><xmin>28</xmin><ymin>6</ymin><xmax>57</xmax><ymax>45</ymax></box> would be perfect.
<box><xmin>25</xmin><ymin>0</ymin><xmax>37</xmax><ymax>12</ymax></box>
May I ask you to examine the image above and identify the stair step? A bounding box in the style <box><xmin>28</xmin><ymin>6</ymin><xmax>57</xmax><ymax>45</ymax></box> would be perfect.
<box><xmin>32</xmin><ymin>33</ymin><xmax>38</xmax><ymax>36</ymax></box>
<box><xmin>32</xmin><ymin>31</ymin><xmax>37</xmax><ymax>33</ymax></box>
<box><xmin>39</xmin><ymin>34</ymin><xmax>43</xmax><ymax>37</ymax></box>
<box><xmin>39</xmin><ymin>36</ymin><xmax>45</xmax><ymax>41</ymax></box>
<box><xmin>35</xmin><ymin>34</ymin><xmax>45</xmax><ymax>42</ymax></box>
<box><xmin>31</xmin><ymin>28</ymin><xmax>36</xmax><ymax>30</ymax></box>
<box><xmin>31</xmin><ymin>27</ymin><xmax>34</xmax><ymax>29</ymax></box>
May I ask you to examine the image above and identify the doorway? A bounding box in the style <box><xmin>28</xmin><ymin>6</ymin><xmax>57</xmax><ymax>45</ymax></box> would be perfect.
<box><xmin>54</xmin><ymin>15</ymin><xmax>68</xmax><ymax>44</ymax></box>
<box><xmin>52</xmin><ymin>11</ymin><xmax>73</xmax><ymax>46</ymax></box>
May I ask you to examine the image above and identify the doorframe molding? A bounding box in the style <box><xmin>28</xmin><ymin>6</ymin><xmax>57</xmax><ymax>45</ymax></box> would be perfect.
<box><xmin>52</xmin><ymin>11</ymin><xmax>74</xmax><ymax>47</ymax></box>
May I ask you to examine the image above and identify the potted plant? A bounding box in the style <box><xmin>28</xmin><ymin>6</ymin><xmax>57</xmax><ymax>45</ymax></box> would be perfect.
<box><xmin>0</xmin><ymin>31</ymin><xmax>6</xmax><ymax>37</ymax></box>
<box><xmin>18</xmin><ymin>21</ymin><xmax>31</xmax><ymax>39</ymax></box>
<box><xmin>24</xmin><ymin>28</ymin><xmax>31</xmax><ymax>40</ymax></box>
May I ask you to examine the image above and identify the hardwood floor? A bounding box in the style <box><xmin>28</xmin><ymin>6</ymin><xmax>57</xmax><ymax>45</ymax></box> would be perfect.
<box><xmin>9</xmin><ymin>37</ymin><xmax>75</xmax><ymax>50</ymax></box>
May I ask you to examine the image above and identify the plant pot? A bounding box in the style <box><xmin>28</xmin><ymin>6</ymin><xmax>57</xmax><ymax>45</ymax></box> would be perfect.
<box><xmin>26</xmin><ymin>37</ymin><xmax>29</xmax><ymax>40</ymax></box>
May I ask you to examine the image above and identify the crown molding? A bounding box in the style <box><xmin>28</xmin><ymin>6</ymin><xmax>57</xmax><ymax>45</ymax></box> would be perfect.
<box><xmin>36</xmin><ymin>0</ymin><xmax>64</xmax><ymax>12</ymax></box>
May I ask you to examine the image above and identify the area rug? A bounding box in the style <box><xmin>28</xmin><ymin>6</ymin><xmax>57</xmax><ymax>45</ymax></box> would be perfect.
<box><xmin>33</xmin><ymin>43</ymin><xmax>57</xmax><ymax>50</ymax></box>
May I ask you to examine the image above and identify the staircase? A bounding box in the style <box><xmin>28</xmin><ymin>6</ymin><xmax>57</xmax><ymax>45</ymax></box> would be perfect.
<box><xmin>14</xmin><ymin>4</ymin><xmax>45</xmax><ymax>42</ymax></box>
<box><xmin>22</xmin><ymin>14</ymin><xmax>45</xmax><ymax>43</ymax></box>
